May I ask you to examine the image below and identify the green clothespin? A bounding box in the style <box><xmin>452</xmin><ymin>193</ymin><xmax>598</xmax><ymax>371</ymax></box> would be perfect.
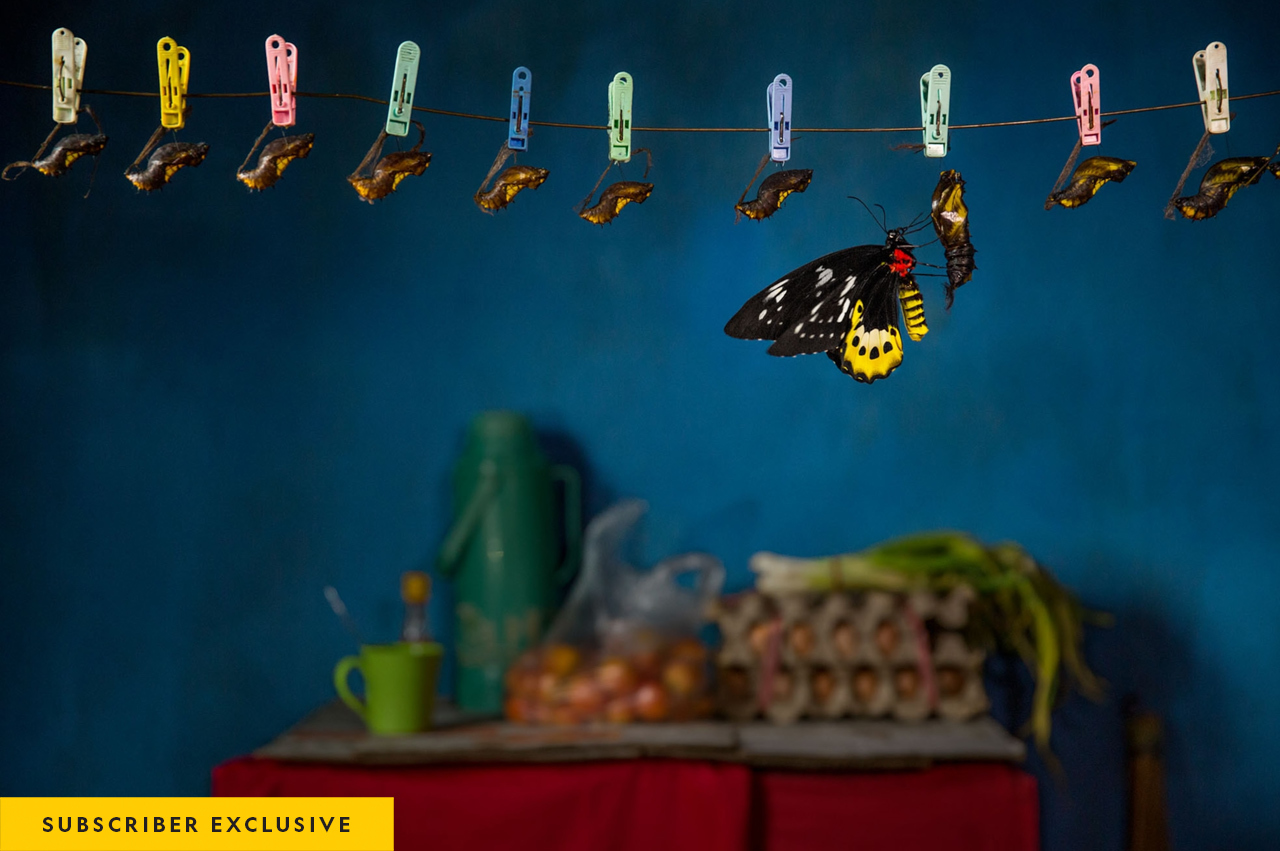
<box><xmin>385</xmin><ymin>41</ymin><xmax>421</xmax><ymax>137</ymax></box>
<box><xmin>608</xmin><ymin>71</ymin><xmax>633</xmax><ymax>162</ymax></box>
<box><xmin>920</xmin><ymin>64</ymin><xmax>951</xmax><ymax>158</ymax></box>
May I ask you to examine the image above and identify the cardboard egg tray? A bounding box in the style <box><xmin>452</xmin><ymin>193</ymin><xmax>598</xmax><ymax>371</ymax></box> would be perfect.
<box><xmin>714</xmin><ymin>587</ymin><xmax>989</xmax><ymax>724</ymax></box>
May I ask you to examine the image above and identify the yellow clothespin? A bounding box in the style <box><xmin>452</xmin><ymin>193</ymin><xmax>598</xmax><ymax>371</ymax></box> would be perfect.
<box><xmin>156</xmin><ymin>37</ymin><xmax>191</xmax><ymax>130</ymax></box>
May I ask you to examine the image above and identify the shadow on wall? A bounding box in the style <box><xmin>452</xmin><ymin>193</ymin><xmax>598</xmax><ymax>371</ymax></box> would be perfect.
<box><xmin>986</xmin><ymin>604</ymin><xmax>1218</xmax><ymax>851</ymax></box>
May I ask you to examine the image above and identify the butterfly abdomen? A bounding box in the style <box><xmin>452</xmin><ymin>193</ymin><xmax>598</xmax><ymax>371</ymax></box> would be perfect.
<box><xmin>897</xmin><ymin>280</ymin><xmax>929</xmax><ymax>341</ymax></box>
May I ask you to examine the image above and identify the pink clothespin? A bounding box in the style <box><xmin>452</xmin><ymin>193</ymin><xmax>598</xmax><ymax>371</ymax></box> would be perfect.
<box><xmin>1070</xmin><ymin>64</ymin><xmax>1101</xmax><ymax>146</ymax></box>
<box><xmin>265</xmin><ymin>34</ymin><xmax>297</xmax><ymax>127</ymax></box>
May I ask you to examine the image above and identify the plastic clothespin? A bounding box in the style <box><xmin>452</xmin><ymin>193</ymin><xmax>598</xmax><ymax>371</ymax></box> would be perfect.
<box><xmin>1193</xmin><ymin>42</ymin><xmax>1229</xmax><ymax>134</ymax></box>
<box><xmin>767</xmin><ymin>74</ymin><xmax>792</xmax><ymax>162</ymax></box>
<box><xmin>265</xmin><ymin>35</ymin><xmax>297</xmax><ymax>128</ymax></box>
<box><xmin>508</xmin><ymin>66</ymin><xmax>531</xmax><ymax>151</ymax></box>
<box><xmin>156</xmin><ymin>37</ymin><xmax>190</xmax><ymax>130</ymax></box>
<box><xmin>1071</xmin><ymin>64</ymin><xmax>1101</xmax><ymax>146</ymax></box>
<box><xmin>920</xmin><ymin>64</ymin><xmax>951</xmax><ymax>158</ymax></box>
<box><xmin>385</xmin><ymin>41</ymin><xmax>421</xmax><ymax>137</ymax></box>
<box><xmin>608</xmin><ymin>71</ymin><xmax>633</xmax><ymax>163</ymax></box>
<box><xmin>52</xmin><ymin>28</ymin><xmax>86</xmax><ymax>125</ymax></box>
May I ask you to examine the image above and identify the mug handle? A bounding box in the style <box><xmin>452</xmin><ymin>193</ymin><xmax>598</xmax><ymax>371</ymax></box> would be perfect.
<box><xmin>552</xmin><ymin>464</ymin><xmax>582</xmax><ymax>585</ymax></box>
<box><xmin>333</xmin><ymin>655</ymin><xmax>368</xmax><ymax>721</ymax></box>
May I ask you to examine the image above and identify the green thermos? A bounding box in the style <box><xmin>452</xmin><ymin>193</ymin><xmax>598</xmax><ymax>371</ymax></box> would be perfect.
<box><xmin>437</xmin><ymin>411</ymin><xmax>581</xmax><ymax>713</ymax></box>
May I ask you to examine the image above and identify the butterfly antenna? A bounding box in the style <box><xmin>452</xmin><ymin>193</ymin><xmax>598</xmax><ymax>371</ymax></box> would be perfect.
<box><xmin>904</xmin><ymin>209</ymin><xmax>932</xmax><ymax>233</ymax></box>
<box><xmin>847</xmin><ymin>196</ymin><xmax>889</xmax><ymax>234</ymax></box>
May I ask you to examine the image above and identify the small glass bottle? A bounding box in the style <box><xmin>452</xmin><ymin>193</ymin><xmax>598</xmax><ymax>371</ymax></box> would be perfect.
<box><xmin>400</xmin><ymin>570</ymin><xmax>431</xmax><ymax>643</ymax></box>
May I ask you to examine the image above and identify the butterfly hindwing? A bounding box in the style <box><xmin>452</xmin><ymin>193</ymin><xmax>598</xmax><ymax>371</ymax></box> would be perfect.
<box><xmin>826</xmin><ymin>265</ymin><xmax>907</xmax><ymax>383</ymax></box>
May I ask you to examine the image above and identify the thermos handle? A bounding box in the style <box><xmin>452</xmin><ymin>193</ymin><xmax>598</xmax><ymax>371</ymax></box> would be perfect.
<box><xmin>436</xmin><ymin>461</ymin><xmax>501</xmax><ymax>577</ymax></box>
<box><xmin>551</xmin><ymin>464</ymin><xmax>582</xmax><ymax>585</ymax></box>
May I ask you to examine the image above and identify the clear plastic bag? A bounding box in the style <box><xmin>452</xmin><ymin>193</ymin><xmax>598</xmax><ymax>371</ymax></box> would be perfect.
<box><xmin>504</xmin><ymin>500</ymin><xmax>725</xmax><ymax>725</ymax></box>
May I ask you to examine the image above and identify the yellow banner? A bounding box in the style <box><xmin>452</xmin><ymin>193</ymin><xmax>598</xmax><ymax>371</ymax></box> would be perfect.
<box><xmin>0</xmin><ymin>798</ymin><xmax>394</xmax><ymax>851</ymax></box>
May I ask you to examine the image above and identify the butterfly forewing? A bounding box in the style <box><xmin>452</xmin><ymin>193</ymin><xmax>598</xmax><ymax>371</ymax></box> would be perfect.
<box><xmin>724</xmin><ymin>245</ymin><xmax>883</xmax><ymax>352</ymax></box>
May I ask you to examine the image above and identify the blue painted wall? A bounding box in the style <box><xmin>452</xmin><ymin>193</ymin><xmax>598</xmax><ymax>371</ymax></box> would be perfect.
<box><xmin>3</xmin><ymin>1</ymin><xmax>1278</xmax><ymax>848</ymax></box>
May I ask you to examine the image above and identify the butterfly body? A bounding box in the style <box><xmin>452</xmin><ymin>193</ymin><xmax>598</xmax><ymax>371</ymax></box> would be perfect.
<box><xmin>1</xmin><ymin>104</ymin><xmax>109</xmax><ymax>184</ymax></box>
<box><xmin>349</xmin><ymin>150</ymin><xmax>432</xmax><ymax>203</ymax></box>
<box><xmin>725</xmin><ymin>229</ymin><xmax>928</xmax><ymax>384</ymax></box>
<box><xmin>578</xmin><ymin>180</ymin><xmax>653</xmax><ymax>225</ymax></box>
<box><xmin>1046</xmin><ymin>155</ymin><xmax>1136</xmax><ymax>210</ymax></box>
<box><xmin>1173</xmin><ymin>150</ymin><xmax>1276</xmax><ymax>220</ymax></box>
<box><xmin>125</xmin><ymin>142</ymin><xmax>209</xmax><ymax>192</ymax></box>
<box><xmin>32</xmin><ymin>134</ymin><xmax>109</xmax><ymax>177</ymax></box>
<box><xmin>930</xmin><ymin>170</ymin><xmax>976</xmax><ymax>309</ymax></box>
<box><xmin>736</xmin><ymin>169</ymin><xmax>813</xmax><ymax>221</ymax></box>
<box><xmin>474</xmin><ymin>164</ymin><xmax>549</xmax><ymax>211</ymax></box>
<box><xmin>237</xmin><ymin>133</ymin><xmax>315</xmax><ymax>191</ymax></box>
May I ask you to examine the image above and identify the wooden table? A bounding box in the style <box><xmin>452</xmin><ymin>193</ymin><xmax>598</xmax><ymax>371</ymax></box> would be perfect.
<box><xmin>214</xmin><ymin>702</ymin><xmax>1039</xmax><ymax>850</ymax></box>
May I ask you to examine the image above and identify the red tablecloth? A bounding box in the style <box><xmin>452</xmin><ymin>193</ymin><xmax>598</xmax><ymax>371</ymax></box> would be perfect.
<box><xmin>213</xmin><ymin>757</ymin><xmax>1038</xmax><ymax>851</ymax></box>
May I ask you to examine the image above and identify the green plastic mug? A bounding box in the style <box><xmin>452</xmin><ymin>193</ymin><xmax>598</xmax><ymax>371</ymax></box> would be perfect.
<box><xmin>333</xmin><ymin>642</ymin><xmax>442</xmax><ymax>734</ymax></box>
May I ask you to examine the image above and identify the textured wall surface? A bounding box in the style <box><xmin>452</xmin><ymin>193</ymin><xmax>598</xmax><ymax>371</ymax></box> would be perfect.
<box><xmin>3</xmin><ymin>1</ymin><xmax>1278</xmax><ymax>849</ymax></box>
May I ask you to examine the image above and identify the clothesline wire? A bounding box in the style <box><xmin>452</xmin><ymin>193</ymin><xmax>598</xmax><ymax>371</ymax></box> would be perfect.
<box><xmin>2</xmin><ymin>78</ymin><xmax>1279</xmax><ymax>132</ymax></box>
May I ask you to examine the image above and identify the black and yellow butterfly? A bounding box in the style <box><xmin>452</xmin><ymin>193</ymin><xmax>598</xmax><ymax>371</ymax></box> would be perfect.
<box><xmin>724</xmin><ymin>224</ymin><xmax>930</xmax><ymax>384</ymax></box>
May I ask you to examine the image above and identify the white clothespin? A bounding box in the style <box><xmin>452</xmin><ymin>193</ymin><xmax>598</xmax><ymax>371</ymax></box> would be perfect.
<box><xmin>1193</xmin><ymin>42</ymin><xmax>1229</xmax><ymax>134</ymax></box>
<box><xmin>52</xmin><ymin>28</ymin><xmax>87</xmax><ymax>125</ymax></box>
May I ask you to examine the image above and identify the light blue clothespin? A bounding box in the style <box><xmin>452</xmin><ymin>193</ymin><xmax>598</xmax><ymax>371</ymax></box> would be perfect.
<box><xmin>509</xmin><ymin>66</ymin><xmax>531</xmax><ymax>151</ymax></box>
<box><xmin>385</xmin><ymin>41</ymin><xmax>420</xmax><ymax>137</ymax></box>
<box><xmin>608</xmin><ymin>71</ymin><xmax>633</xmax><ymax>163</ymax></box>
<box><xmin>920</xmin><ymin>64</ymin><xmax>951</xmax><ymax>158</ymax></box>
<box><xmin>767</xmin><ymin>74</ymin><xmax>792</xmax><ymax>163</ymax></box>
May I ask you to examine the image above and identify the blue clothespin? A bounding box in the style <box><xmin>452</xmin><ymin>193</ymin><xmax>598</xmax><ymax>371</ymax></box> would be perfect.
<box><xmin>767</xmin><ymin>74</ymin><xmax>792</xmax><ymax>162</ymax></box>
<box><xmin>385</xmin><ymin>41</ymin><xmax>420</xmax><ymax>137</ymax></box>
<box><xmin>509</xmin><ymin>66</ymin><xmax>531</xmax><ymax>151</ymax></box>
<box><xmin>920</xmin><ymin>64</ymin><xmax>951</xmax><ymax>158</ymax></box>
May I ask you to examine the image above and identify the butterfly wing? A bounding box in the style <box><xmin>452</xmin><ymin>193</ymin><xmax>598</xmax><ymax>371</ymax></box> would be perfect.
<box><xmin>825</xmin><ymin>263</ymin><xmax>909</xmax><ymax>383</ymax></box>
<box><xmin>724</xmin><ymin>244</ymin><xmax>884</xmax><ymax>353</ymax></box>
